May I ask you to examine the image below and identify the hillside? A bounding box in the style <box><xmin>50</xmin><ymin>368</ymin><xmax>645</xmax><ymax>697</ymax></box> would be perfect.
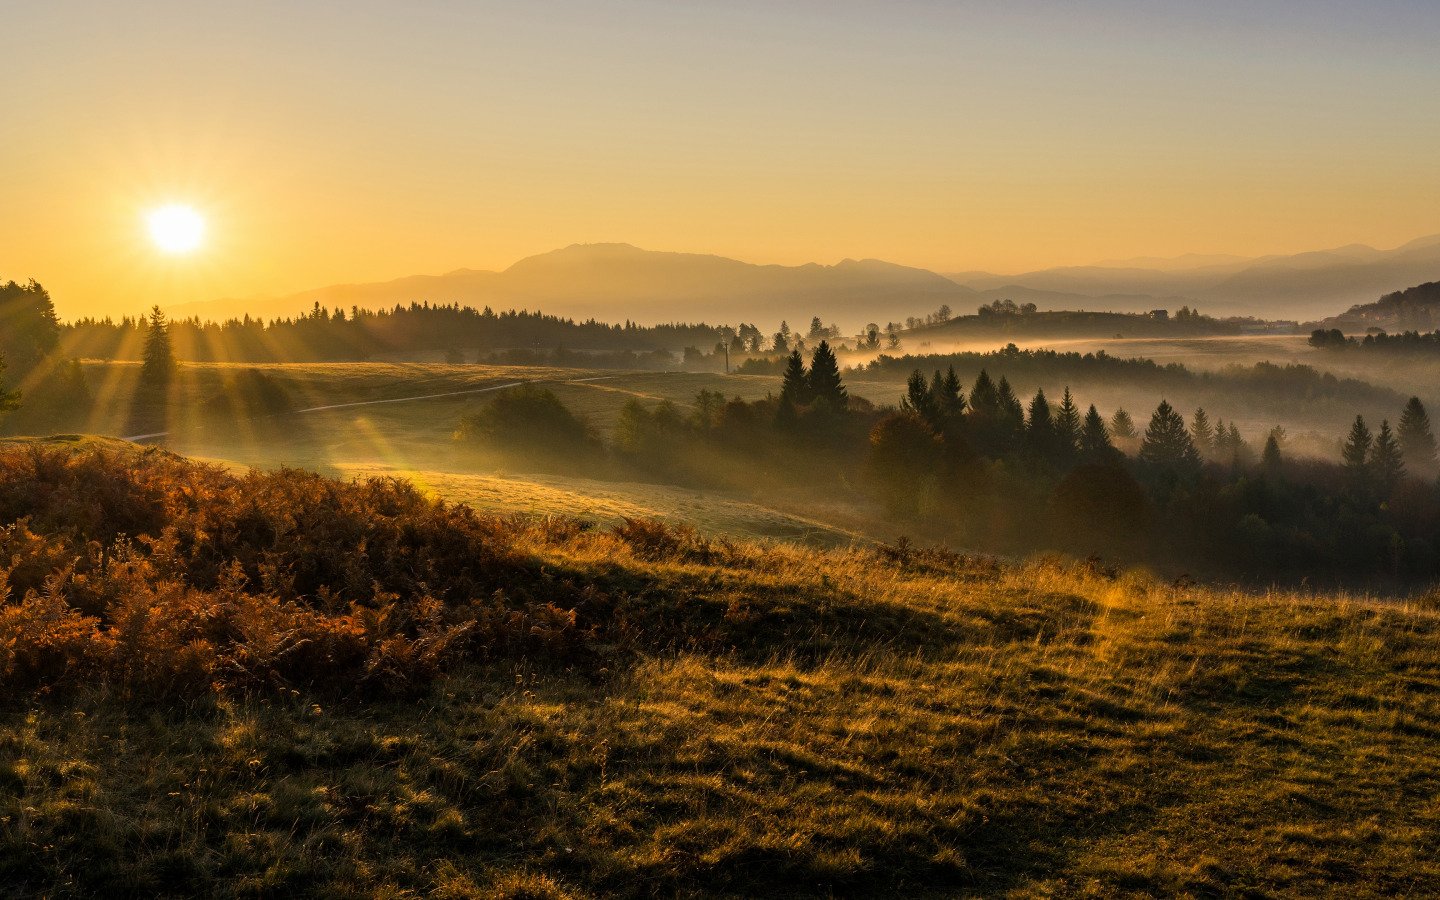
<box><xmin>950</xmin><ymin>234</ymin><xmax>1440</xmax><ymax>320</ymax></box>
<box><xmin>0</xmin><ymin>443</ymin><xmax>1438</xmax><ymax>895</ymax></box>
<box><xmin>169</xmin><ymin>243</ymin><xmax>973</xmax><ymax>329</ymax></box>
<box><xmin>1318</xmin><ymin>280</ymin><xmax>1440</xmax><ymax>332</ymax></box>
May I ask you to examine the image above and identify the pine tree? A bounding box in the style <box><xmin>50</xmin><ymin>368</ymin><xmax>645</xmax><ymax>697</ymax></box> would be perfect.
<box><xmin>1372</xmin><ymin>419</ymin><xmax>1405</xmax><ymax>491</ymax></box>
<box><xmin>806</xmin><ymin>341</ymin><xmax>848</xmax><ymax>411</ymax></box>
<box><xmin>1398</xmin><ymin>396</ymin><xmax>1438</xmax><ymax>477</ymax></box>
<box><xmin>996</xmin><ymin>377</ymin><xmax>1024</xmax><ymax>431</ymax></box>
<box><xmin>778</xmin><ymin>349</ymin><xmax>811</xmax><ymax>410</ymax></box>
<box><xmin>0</xmin><ymin>354</ymin><xmax>20</xmax><ymax>413</ymax></box>
<box><xmin>1190</xmin><ymin>408</ymin><xmax>1214</xmax><ymax>456</ymax></box>
<box><xmin>1109</xmin><ymin>408</ymin><xmax>1136</xmax><ymax>439</ymax></box>
<box><xmin>901</xmin><ymin>369</ymin><xmax>937</xmax><ymax>424</ymax></box>
<box><xmin>1055</xmin><ymin>387</ymin><xmax>1081</xmax><ymax>456</ymax></box>
<box><xmin>1025</xmin><ymin>389</ymin><xmax>1055</xmax><ymax>459</ymax></box>
<box><xmin>1342</xmin><ymin>415</ymin><xmax>1373</xmax><ymax>485</ymax></box>
<box><xmin>140</xmin><ymin>305</ymin><xmax>176</xmax><ymax>390</ymax></box>
<box><xmin>1225</xmin><ymin>424</ymin><xmax>1246</xmax><ymax>468</ymax></box>
<box><xmin>939</xmin><ymin>367</ymin><xmax>965</xmax><ymax>417</ymax></box>
<box><xmin>1079</xmin><ymin>404</ymin><xmax>1117</xmax><ymax>462</ymax></box>
<box><xmin>1139</xmin><ymin>400</ymin><xmax>1201</xmax><ymax>472</ymax></box>
<box><xmin>968</xmin><ymin>370</ymin><xmax>999</xmax><ymax>418</ymax></box>
<box><xmin>1261</xmin><ymin>432</ymin><xmax>1282</xmax><ymax>475</ymax></box>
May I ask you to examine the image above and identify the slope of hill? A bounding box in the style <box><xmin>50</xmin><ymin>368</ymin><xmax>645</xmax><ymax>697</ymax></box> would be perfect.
<box><xmin>0</xmin><ymin>442</ymin><xmax>1438</xmax><ymax>895</ymax></box>
<box><xmin>171</xmin><ymin>243</ymin><xmax>973</xmax><ymax>328</ymax></box>
<box><xmin>1318</xmin><ymin>280</ymin><xmax>1440</xmax><ymax>331</ymax></box>
<box><xmin>950</xmin><ymin>234</ymin><xmax>1440</xmax><ymax>320</ymax></box>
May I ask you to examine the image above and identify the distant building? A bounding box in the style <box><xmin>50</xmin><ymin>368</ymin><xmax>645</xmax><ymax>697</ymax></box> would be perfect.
<box><xmin>1150</xmin><ymin>309</ymin><xmax>1169</xmax><ymax>321</ymax></box>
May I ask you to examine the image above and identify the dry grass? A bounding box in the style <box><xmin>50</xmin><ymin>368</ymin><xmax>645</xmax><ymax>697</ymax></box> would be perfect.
<box><xmin>0</xmin><ymin>444</ymin><xmax>1438</xmax><ymax>895</ymax></box>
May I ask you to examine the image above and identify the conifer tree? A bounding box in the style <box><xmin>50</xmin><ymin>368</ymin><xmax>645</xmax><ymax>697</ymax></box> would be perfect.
<box><xmin>140</xmin><ymin>305</ymin><xmax>176</xmax><ymax>390</ymax></box>
<box><xmin>969</xmin><ymin>370</ymin><xmax>1000</xmax><ymax>418</ymax></box>
<box><xmin>938</xmin><ymin>367</ymin><xmax>966</xmax><ymax>419</ymax></box>
<box><xmin>1109</xmin><ymin>408</ymin><xmax>1136</xmax><ymax>439</ymax></box>
<box><xmin>995</xmin><ymin>377</ymin><xmax>1024</xmax><ymax>431</ymax></box>
<box><xmin>1079</xmin><ymin>404</ymin><xmax>1117</xmax><ymax>462</ymax></box>
<box><xmin>1262</xmin><ymin>432</ymin><xmax>1283</xmax><ymax>475</ymax></box>
<box><xmin>1342</xmin><ymin>415</ymin><xmax>1373</xmax><ymax>484</ymax></box>
<box><xmin>1139</xmin><ymin>400</ymin><xmax>1201</xmax><ymax>472</ymax></box>
<box><xmin>1190</xmin><ymin>408</ymin><xmax>1214</xmax><ymax>456</ymax></box>
<box><xmin>806</xmin><ymin>341</ymin><xmax>848</xmax><ymax>411</ymax></box>
<box><xmin>1372</xmin><ymin>419</ymin><xmax>1405</xmax><ymax>491</ymax></box>
<box><xmin>901</xmin><ymin>370</ymin><xmax>937</xmax><ymax>424</ymax></box>
<box><xmin>1398</xmin><ymin>396</ymin><xmax>1438</xmax><ymax>477</ymax></box>
<box><xmin>0</xmin><ymin>354</ymin><xmax>20</xmax><ymax>413</ymax></box>
<box><xmin>777</xmin><ymin>351</ymin><xmax>812</xmax><ymax>406</ymax></box>
<box><xmin>1055</xmin><ymin>387</ymin><xmax>1081</xmax><ymax>455</ymax></box>
<box><xmin>1025</xmin><ymin>389</ymin><xmax>1055</xmax><ymax>459</ymax></box>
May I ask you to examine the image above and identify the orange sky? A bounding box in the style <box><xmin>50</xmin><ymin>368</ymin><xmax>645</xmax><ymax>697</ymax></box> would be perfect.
<box><xmin>4</xmin><ymin>1</ymin><xmax>1439</xmax><ymax>320</ymax></box>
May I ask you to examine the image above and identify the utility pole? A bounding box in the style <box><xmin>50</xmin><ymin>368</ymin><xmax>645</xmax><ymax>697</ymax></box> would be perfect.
<box><xmin>723</xmin><ymin>341</ymin><xmax>729</xmax><ymax>374</ymax></box>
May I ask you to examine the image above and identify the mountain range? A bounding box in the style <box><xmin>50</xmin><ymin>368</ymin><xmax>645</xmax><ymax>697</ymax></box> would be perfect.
<box><xmin>171</xmin><ymin>235</ymin><xmax>1440</xmax><ymax>328</ymax></box>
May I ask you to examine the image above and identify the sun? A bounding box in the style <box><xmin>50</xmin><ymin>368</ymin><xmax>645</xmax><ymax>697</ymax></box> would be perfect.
<box><xmin>146</xmin><ymin>204</ymin><xmax>206</xmax><ymax>254</ymax></box>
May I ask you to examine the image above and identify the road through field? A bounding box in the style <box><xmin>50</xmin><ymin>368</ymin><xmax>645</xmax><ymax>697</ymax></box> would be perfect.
<box><xmin>121</xmin><ymin>373</ymin><xmax>620</xmax><ymax>441</ymax></box>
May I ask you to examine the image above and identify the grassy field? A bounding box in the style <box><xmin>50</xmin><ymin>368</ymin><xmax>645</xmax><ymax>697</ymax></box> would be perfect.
<box><xmin>1</xmin><ymin>444</ymin><xmax>1438</xmax><ymax>895</ymax></box>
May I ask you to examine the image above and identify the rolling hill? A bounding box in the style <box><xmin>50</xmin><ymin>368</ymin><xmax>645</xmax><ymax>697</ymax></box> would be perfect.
<box><xmin>170</xmin><ymin>243</ymin><xmax>974</xmax><ymax>329</ymax></box>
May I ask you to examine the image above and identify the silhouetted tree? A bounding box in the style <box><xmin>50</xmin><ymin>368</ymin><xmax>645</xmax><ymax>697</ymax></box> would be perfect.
<box><xmin>0</xmin><ymin>279</ymin><xmax>60</xmax><ymax>373</ymax></box>
<box><xmin>1055</xmin><ymin>387</ymin><xmax>1081</xmax><ymax>457</ymax></box>
<box><xmin>1342</xmin><ymin>415</ymin><xmax>1373</xmax><ymax>489</ymax></box>
<box><xmin>902</xmin><ymin>370</ymin><xmax>937</xmax><ymax>424</ymax></box>
<box><xmin>1025</xmin><ymin>389</ymin><xmax>1056</xmax><ymax>461</ymax></box>
<box><xmin>1398</xmin><ymin>396</ymin><xmax>1438</xmax><ymax>478</ymax></box>
<box><xmin>996</xmin><ymin>376</ymin><xmax>1024</xmax><ymax>437</ymax></box>
<box><xmin>1079</xmin><ymin>404</ymin><xmax>1118</xmax><ymax>463</ymax></box>
<box><xmin>807</xmin><ymin>341</ymin><xmax>848</xmax><ymax>411</ymax></box>
<box><xmin>1261</xmin><ymin>432</ymin><xmax>1283</xmax><ymax>476</ymax></box>
<box><xmin>1190</xmin><ymin>408</ymin><xmax>1214</xmax><ymax>456</ymax></box>
<box><xmin>778</xmin><ymin>349</ymin><xmax>811</xmax><ymax>408</ymax></box>
<box><xmin>1139</xmin><ymin>400</ymin><xmax>1200</xmax><ymax>474</ymax></box>
<box><xmin>140</xmin><ymin>306</ymin><xmax>177</xmax><ymax>390</ymax></box>
<box><xmin>1110</xmin><ymin>408</ymin><xmax>1136</xmax><ymax>440</ymax></box>
<box><xmin>1373</xmin><ymin>420</ymin><xmax>1405</xmax><ymax>492</ymax></box>
<box><xmin>0</xmin><ymin>355</ymin><xmax>20</xmax><ymax>413</ymax></box>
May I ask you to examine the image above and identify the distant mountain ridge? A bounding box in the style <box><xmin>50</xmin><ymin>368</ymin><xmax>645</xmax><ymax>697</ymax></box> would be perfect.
<box><xmin>171</xmin><ymin>243</ymin><xmax>974</xmax><ymax>329</ymax></box>
<box><xmin>169</xmin><ymin>234</ymin><xmax>1440</xmax><ymax>328</ymax></box>
<box><xmin>1318</xmin><ymin>280</ymin><xmax>1440</xmax><ymax>332</ymax></box>
<box><xmin>948</xmin><ymin>234</ymin><xmax>1440</xmax><ymax>320</ymax></box>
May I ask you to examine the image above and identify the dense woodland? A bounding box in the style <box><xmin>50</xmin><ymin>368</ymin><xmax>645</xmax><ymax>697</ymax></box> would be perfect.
<box><xmin>470</xmin><ymin>341</ymin><xmax>1440</xmax><ymax>583</ymax></box>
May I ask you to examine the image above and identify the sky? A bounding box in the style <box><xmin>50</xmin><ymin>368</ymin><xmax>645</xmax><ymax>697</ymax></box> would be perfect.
<box><xmin>4</xmin><ymin>0</ymin><xmax>1439</xmax><ymax>319</ymax></box>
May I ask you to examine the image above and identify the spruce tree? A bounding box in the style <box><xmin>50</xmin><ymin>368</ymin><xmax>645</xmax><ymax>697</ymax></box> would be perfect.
<box><xmin>0</xmin><ymin>354</ymin><xmax>20</xmax><ymax>413</ymax></box>
<box><xmin>938</xmin><ymin>367</ymin><xmax>966</xmax><ymax>419</ymax></box>
<box><xmin>806</xmin><ymin>341</ymin><xmax>848</xmax><ymax>411</ymax></box>
<box><xmin>1342</xmin><ymin>415</ymin><xmax>1373</xmax><ymax>485</ymax></box>
<box><xmin>779</xmin><ymin>349</ymin><xmax>811</xmax><ymax>407</ymax></box>
<box><xmin>1372</xmin><ymin>419</ymin><xmax>1405</xmax><ymax>491</ymax></box>
<box><xmin>996</xmin><ymin>377</ymin><xmax>1024</xmax><ymax>432</ymax></box>
<box><xmin>1025</xmin><ymin>389</ymin><xmax>1055</xmax><ymax>459</ymax></box>
<box><xmin>1055</xmin><ymin>387</ymin><xmax>1081</xmax><ymax>455</ymax></box>
<box><xmin>1190</xmin><ymin>408</ymin><xmax>1214</xmax><ymax>456</ymax></box>
<box><xmin>1139</xmin><ymin>400</ymin><xmax>1201</xmax><ymax>472</ymax></box>
<box><xmin>1109</xmin><ymin>408</ymin><xmax>1136</xmax><ymax>439</ymax></box>
<box><xmin>1079</xmin><ymin>404</ymin><xmax>1117</xmax><ymax>462</ymax></box>
<box><xmin>969</xmin><ymin>370</ymin><xmax>999</xmax><ymax>418</ymax></box>
<box><xmin>140</xmin><ymin>305</ymin><xmax>176</xmax><ymax>390</ymax></box>
<box><xmin>1398</xmin><ymin>396</ymin><xmax>1438</xmax><ymax>477</ymax></box>
<box><xmin>1262</xmin><ymin>432</ymin><xmax>1282</xmax><ymax>475</ymax></box>
<box><xmin>901</xmin><ymin>370</ymin><xmax>937</xmax><ymax>424</ymax></box>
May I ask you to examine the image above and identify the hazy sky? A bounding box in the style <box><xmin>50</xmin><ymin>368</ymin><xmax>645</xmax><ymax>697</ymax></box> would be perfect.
<box><xmin>5</xmin><ymin>0</ymin><xmax>1439</xmax><ymax>318</ymax></box>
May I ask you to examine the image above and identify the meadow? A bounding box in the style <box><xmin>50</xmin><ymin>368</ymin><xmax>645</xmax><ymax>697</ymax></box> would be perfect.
<box><xmin>0</xmin><ymin>442</ymin><xmax>1436</xmax><ymax>896</ymax></box>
